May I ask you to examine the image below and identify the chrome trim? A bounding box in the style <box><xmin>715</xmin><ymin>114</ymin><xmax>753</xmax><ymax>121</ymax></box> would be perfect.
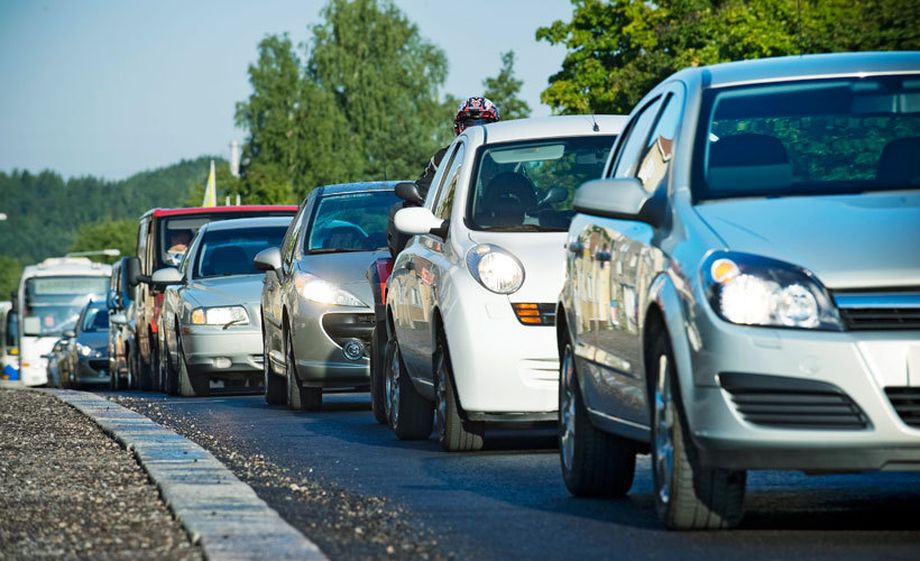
<box><xmin>833</xmin><ymin>292</ymin><xmax>920</xmax><ymax>310</ymax></box>
<box><xmin>711</xmin><ymin>70</ymin><xmax>920</xmax><ymax>90</ymax></box>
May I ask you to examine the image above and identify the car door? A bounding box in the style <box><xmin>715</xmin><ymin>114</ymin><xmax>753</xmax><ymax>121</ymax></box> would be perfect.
<box><xmin>267</xmin><ymin>198</ymin><xmax>312</xmax><ymax>367</ymax></box>
<box><xmin>393</xmin><ymin>142</ymin><xmax>464</xmax><ymax>384</ymax></box>
<box><xmin>590</xmin><ymin>87</ymin><xmax>684</xmax><ymax>426</ymax></box>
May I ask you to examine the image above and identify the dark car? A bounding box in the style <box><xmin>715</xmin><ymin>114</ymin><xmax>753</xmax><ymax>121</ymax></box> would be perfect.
<box><xmin>107</xmin><ymin>257</ymin><xmax>136</xmax><ymax>389</ymax></box>
<box><xmin>62</xmin><ymin>299</ymin><xmax>109</xmax><ymax>388</ymax></box>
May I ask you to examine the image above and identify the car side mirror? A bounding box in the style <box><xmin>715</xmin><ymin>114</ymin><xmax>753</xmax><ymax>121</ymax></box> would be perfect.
<box><xmin>253</xmin><ymin>247</ymin><xmax>282</xmax><ymax>273</ymax></box>
<box><xmin>125</xmin><ymin>256</ymin><xmax>142</xmax><ymax>287</ymax></box>
<box><xmin>395</xmin><ymin>181</ymin><xmax>424</xmax><ymax>206</ymax></box>
<box><xmin>110</xmin><ymin>313</ymin><xmax>127</xmax><ymax>326</ymax></box>
<box><xmin>394</xmin><ymin>207</ymin><xmax>448</xmax><ymax>238</ymax></box>
<box><xmin>63</xmin><ymin>329</ymin><xmax>76</xmax><ymax>339</ymax></box>
<box><xmin>573</xmin><ymin>178</ymin><xmax>665</xmax><ymax>227</ymax></box>
<box><xmin>23</xmin><ymin>317</ymin><xmax>41</xmax><ymax>337</ymax></box>
<box><xmin>151</xmin><ymin>267</ymin><xmax>184</xmax><ymax>287</ymax></box>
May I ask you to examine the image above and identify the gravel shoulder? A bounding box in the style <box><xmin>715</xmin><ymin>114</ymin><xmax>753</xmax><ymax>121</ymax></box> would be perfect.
<box><xmin>0</xmin><ymin>389</ymin><xmax>203</xmax><ymax>561</ymax></box>
<box><xmin>110</xmin><ymin>394</ymin><xmax>452</xmax><ymax>561</ymax></box>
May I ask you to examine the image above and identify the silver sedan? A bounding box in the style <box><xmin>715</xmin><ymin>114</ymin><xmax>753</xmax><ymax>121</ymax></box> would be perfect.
<box><xmin>156</xmin><ymin>216</ymin><xmax>291</xmax><ymax>396</ymax></box>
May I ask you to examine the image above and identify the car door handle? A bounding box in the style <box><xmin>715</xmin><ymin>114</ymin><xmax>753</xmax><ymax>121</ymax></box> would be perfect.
<box><xmin>595</xmin><ymin>250</ymin><xmax>612</xmax><ymax>262</ymax></box>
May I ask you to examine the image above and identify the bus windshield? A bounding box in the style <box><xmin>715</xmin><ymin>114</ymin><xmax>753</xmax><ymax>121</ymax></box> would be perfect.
<box><xmin>24</xmin><ymin>276</ymin><xmax>108</xmax><ymax>337</ymax></box>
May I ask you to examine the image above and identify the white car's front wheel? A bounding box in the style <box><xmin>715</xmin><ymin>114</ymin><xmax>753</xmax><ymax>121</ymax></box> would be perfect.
<box><xmin>386</xmin><ymin>337</ymin><xmax>432</xmax><ymax>440</ymax></box>
<box><xmin>435</xmin><ymin>338</ymin><xmax>484</xmax><ymax>452</ymax></box>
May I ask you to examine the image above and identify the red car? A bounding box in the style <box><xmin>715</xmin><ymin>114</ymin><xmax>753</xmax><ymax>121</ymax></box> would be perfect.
<box><xmin>126</xmin><ymin>205</ymin><xmax>298</xmax><ymax>392</ymax></box>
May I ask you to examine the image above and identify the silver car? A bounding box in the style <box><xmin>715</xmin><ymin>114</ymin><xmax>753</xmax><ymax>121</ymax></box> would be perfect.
<box><xmin>256</xmin><ymin>182</ymin><xmax>400</xmax><ymax>411</ymax></box>
<box><xmin>156</xmin><ymin>216</ymin><xmax>292</xmax><ymax>396</ymax></box>
<box><xmin>557</xmin><ymin>51</ymin><xmax>920</xmax><ymax>530</ymax></box>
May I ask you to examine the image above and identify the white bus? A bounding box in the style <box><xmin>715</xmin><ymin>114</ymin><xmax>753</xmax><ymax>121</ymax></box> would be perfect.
<box><xmin>14</xmin><ymin>257</ymin><xmax>111</xmax><ymax>386</ymax></box>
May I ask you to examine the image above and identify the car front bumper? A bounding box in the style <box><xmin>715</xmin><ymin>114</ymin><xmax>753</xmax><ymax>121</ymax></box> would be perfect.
<box><xmin>289</xmin><ymin>300</ymin><xmax>374</xmax><ymax>389</ymax></box>
<box><xmin>182</xmin><ymin>328</ymin><xmax>263</xmax><ymax>377</ymax></box>
<box><xmin>74</xmin><ymin>357</ymin><xmax>109</xmax><ymax>385</ymax></box>
<box><xmin>683</xmin><ymin>306</ymin><xmax>920</xmax><ymax>472</ymax></box>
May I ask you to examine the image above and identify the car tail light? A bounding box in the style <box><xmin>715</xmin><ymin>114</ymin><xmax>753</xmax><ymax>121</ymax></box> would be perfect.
<box><xmin>511</xmin><ymin>303</ymin><xmax>556</xmax><ymax>326</ymax></box>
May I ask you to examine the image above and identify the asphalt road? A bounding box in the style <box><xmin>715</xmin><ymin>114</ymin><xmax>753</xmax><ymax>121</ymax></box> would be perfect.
<box><xmin>111</xmin><ymin>390</ymin><xmax>920</xmax><ymax>561</ymax></box>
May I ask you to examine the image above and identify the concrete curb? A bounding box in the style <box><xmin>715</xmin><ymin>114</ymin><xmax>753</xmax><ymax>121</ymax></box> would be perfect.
<box><xmin>43</xmin><ymin>389</ymin><xmax>328</xmax><ymax>561</ymax></box>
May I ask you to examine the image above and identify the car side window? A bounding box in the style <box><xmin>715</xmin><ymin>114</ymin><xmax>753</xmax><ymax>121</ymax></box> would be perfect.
<box><xmin>282</xmin><ymin>201</ymin><xmax>309</xmax><ymax>266</ymax></box>
<box><xmin>611</xmin><ymin>96</ymin><xmax>664</xmax><ymax>179</ymax></box>
<box><xmin>425</xmin><ymin>143</ymin><xmax>461</xmax><ymax>209</ymax></box>
<box><xmin>433</xmin><ymin>144</ymin><xmax>466</xmax><ymax>222</ymax></box>
<box><xmin>635</xmin><ymin>92</ymin><xmax>683</xmax><ymax>192</ymax></box>
<box><xmin>136</xmin><ymin>220</ymin><xmax>148</xmax><ymax>272</ymax></box>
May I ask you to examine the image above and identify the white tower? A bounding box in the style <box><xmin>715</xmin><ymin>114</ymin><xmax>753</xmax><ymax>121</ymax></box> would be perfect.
<box><xmin>229</xmin><ymin>140</ymin><xmax>241</xmax><ymax>178</ymax></box>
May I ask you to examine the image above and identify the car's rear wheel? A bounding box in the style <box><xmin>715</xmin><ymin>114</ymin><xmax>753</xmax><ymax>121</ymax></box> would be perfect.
<box><xmin>369</xmin><ymin>324</ymin><xmax>388</xmax><ymax>424</ymax></box>
<box><xmin>285</xmin><ymin>327</ymin><xmax>321</xmax><ymax>411</ymax></box>
<box><xmin>386</xmin><ymin>337</ymin><xmax>432</xmax><ymax>440</ymax></box>
<box><xmin>139</xmin><ymin>337</ymin><xmax>154</xmax><ymax>392</ymax></box>
<box><xmin>559</xmin><ymin>339</ymin><xmax>636</xmax><ymax>497</ymax></box>
<box><xmin>648</xmin><ymin>329</ymin><xmax>745</xmax><ymax>530</ymax></box>
<box><xmin>264</xmin><ymin>329</ymin><xmax>285</xmax><ymax>405</ymax></box>
<box><xmin>435</xmin><ymin>338</ymin><xmax>484</xmax><ymax>452</ymax></box>
<box><xmin>177</xmin><ymin>335</ymin><xmax>209</xmax><ymax>397</ymax></box>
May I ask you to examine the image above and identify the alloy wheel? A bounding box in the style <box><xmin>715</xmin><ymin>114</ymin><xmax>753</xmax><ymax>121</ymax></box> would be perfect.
<box><xmin>386</xmin><ymin>342</ymin><xmax>401</xmax><ymax>428</ymax></box>
<box><xmin>560</xmin><ymin>344</ymin><xmax>577</xmax><ymax>473</ymax></box>
<box><xmin>435</xmin><ymin>358</ymin><xmax>447</xmax><ymax>442</ymax></box>
<box><xmin>653</xmin><ymin>352</ymin><xmax>675</xmax><ymax>506</ymax></box>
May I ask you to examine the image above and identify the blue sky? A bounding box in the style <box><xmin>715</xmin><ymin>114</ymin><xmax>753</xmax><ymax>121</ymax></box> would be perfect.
<box><xmin>0</xmin><ymin>0</ymin><xmax>573</xmax><ymax>180</ymax></box>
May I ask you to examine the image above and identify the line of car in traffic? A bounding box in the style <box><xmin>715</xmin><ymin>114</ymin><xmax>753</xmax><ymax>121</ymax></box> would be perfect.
<box><xmin>29</xmin><ymin>51</ymin><xmax>920</xmax><ymax>531</ymax></box>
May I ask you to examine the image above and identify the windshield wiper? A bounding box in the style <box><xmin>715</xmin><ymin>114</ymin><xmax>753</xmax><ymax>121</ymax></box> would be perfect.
<box><xmin>222</xmin><ymin>319</ymin><xmax>246</xmax><ymax>330</ymax></box>
<box><xmin>307</xmin><ymin>248</ymin><xmax>369</xmax><ymax>254</ymax></box>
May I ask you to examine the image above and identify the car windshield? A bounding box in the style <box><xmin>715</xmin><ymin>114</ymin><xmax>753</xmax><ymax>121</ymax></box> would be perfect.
<box><xmin>466</xmin><ymin>136</ymin><xmax>616</xmax><ymax>232</ymax></box>
<box><xmin>24</xmin><ymin>276</ymin><xmax>108</xmax><ymax>337</ymax></box>
<box><xmin>693</xmin><ymin>75</ymin><xmax>920</xmax><ymax>201</ymax></box>
<box><xmin>194</xmin><ymin>226</ymin><xmax>288</xmax><ymax>278</ymax></box>
<box><xmin>161</xmin><ymin>217</ymin><xmax>210</xmax><ymax>267</ymax></box>
<box><xmin>81</xmin><ymin>305</ymin><xmax>109</xmax><ymax>332</ymax></box>
<box><xmin>306</xmin><ymin>191</ymin><xmax>397</xmax><ymax>253</ymax></box>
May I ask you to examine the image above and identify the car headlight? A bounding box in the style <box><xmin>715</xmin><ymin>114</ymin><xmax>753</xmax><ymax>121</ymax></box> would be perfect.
<box><xmin>295</xmin><ymin>273</ymin><xmax>365</xmax><ymax>307</ymax></box>
<box><xmin>77</xmin><ymin>343</ymin><xmax>93</xmax><ymax>357</ymax></box>
<box><xmin>466</xmin><ymin>244</ymin><xmax>525</xmax><ymax>294</ymax></box>
<box><xmin>190</xmin><ymin>306</ymin><xmax>250</xmax><ymax>326</ymax></box>
<box><xmin>703</xmin><ymin>252</ymin><xmax>842</xmax><ymax>330</ymax></box>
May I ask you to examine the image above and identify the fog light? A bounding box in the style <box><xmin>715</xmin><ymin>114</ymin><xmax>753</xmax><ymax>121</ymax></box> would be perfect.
<box><xmin>214</xmin><ymin>357</ymin><xmax>232</xmax><ymax>369</ymax></box>
<box><xmin>342</xmin><ymin>339</ymin><xmax>365</xmax><ymax>361</ymax></box>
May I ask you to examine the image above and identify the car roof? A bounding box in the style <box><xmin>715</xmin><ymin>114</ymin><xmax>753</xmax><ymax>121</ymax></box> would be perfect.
<box><xmin>142</xmin><ymin>205</ymin><xmax>299</xmax><ymax>219</ymax></box>
<box><xmin>466</xmin><ymin>115</ymin><xmax>628</xmax><ymax>145</ymax></box>
<box><xmin>314</xmin><ymin>181</ymin><xmax>405</xmax><ymax>197</ymax></box>
<box><xmin>198</xmin><ymin>215</ymin><xmax>293</xmax><ymax>233</ymax></box>
<box><xmin>672</xmin><ymin>51</ymin><xmax>920</xmax><ymax>89</ymax></box>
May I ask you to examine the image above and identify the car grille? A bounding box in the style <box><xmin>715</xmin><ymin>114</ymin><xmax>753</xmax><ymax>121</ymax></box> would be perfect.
<box><xmin>89</xmin><ymin>359</ymin><xmax>108</xmax><ymax>372</ymax></box>
<box><xmin>719</xmin><ymin>372</ymin><xmax>869</xmax><ymax>430</ymax></box>
<box><xmin>322</xmin><ymin>313</ymin><xmax>375</xmax><ymax>348</ymax></box>
<box><xmin>885</xmin><ymin>387</ymin><xmax>920</xmax><ymax>429</ymax></box>
<box><xmin>833</xmin><ymin>290</ymin><xmax>920</xmax><ymax>330</ymax></box>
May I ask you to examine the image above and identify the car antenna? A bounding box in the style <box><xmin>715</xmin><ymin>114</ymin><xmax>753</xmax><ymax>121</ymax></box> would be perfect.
<box><xmin>591</xmin><ymin>114</ymin><xmax>600</xmax><ymax>132</ymax></box>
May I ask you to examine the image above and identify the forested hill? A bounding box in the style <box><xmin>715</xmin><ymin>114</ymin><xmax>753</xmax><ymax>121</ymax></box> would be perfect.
<box><xmin>0</xmin><ymin>156</ymin><xmax>219</xmax><ymax>266</ymax></box>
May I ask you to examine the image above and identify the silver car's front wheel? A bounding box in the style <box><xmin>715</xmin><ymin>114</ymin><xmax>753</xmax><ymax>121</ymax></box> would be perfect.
<box><xmin>386</xmin><ymin>337</ymin><xmax>433</xmax><ymax>440</ymax></box>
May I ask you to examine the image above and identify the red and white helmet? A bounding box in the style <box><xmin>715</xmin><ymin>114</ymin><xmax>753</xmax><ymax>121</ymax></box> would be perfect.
<box><xmin>454</xmin><ymin>96</ymin><xmax>500</xmax><ymax>134</ymax></box>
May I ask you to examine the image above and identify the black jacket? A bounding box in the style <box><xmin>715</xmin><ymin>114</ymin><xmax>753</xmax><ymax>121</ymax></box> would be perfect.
<box><xmin>387</xmin><ymin>146</ymin><xmax>448</xmax><ymax>258</ymax></box>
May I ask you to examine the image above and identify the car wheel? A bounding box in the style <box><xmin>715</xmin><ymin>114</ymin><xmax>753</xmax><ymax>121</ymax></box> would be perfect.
<box><xmin>369</xmin><ymin>324</ymin><xmax>388</xmax><ymax>424</ymax></box>
<box><xmin>386</xmin><ymin>336</ymin><xmax>433</xmax><ymax>440</ymax></box>
<box><xmin>648</xmin><ymin>329</ymin><xmax>746</xmax><ymax>530</ymax></box>
<box><xmin>559</xmin><ymin>340</ymin><xmax>636</xmax><ymax>497</ymax></box>
<box><xmin>264</xmin><ymin>329</ymin><xmax>285</xmax><ymax>405</ymax></box>
<box><xmin>434</xmin><ymin>337</ymin><xmax>484</xmax><ymax>452</ymax></box>
<box><xmin>177</xmin><ymin>335</ymin><xmax>209</xmax><ymax>397</ymax></box>
<box><xmin>285</xmin><ymin>327</ymin><xmax>321</xmax><ymax>411</ymax></box>
<box><xmin>164</xmin><ymin>328</ymin><xmax>180</xmax><ymax>396</ymax></box>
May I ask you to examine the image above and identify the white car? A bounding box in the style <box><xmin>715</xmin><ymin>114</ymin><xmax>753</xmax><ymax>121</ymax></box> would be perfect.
<box><xmin>386</xmin><ymin>115</ymin><xmax>626</xmax><ymax>451</ymax></box>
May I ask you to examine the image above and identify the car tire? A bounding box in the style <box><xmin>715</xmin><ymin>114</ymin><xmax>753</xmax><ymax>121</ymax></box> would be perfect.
<box><xmin>435</xmin><ymin>338</ymin><xmax>484</xmax><ymax>452</ymax></box>
<box><xmin>369</xmin><ymin>324</ymin><xmax>388</xmax><ymax>424</ymax></box>
<box><xmin>285</xmin><ymin>328</ymin><xmax>321</xmax><ymax>411</ymax></box>
<box><xmin>385</xmin><ymin>337</ymin><xmax>433</xmax><ymax>440</ymax></box>
<box><xmin>559</xmin><ymin>340</ymin><xmax>636</xmax><ymax>497</ymax></box>
<box><xmin>648</xmin><ymin>329</ymin><xmax>746</xmax><ymax>530</ymax></box>
<box><xmin>164</xmin><ymin>328</ymin><xmax>180</xmax><ymax>396</ymax></box>
<box><xmin>264</xmin><ymin>329</ymin><xmax>285</xmax><ymax>405</ymax></box>
<box><xmin>177</xmin><ymin>335</ymin><xmax>209</xmax><ymax>397</ymax></box>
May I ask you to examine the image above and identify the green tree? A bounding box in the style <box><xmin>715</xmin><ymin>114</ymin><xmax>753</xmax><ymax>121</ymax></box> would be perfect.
<box><xmin>306</xmin><ymin>0</ymin><xmax>454</xmax><ymax>180</ymax></box>
<box><xmin>538</xmin><ymin>0</ymin><xmax>920</xmax><ymax>115</ymax></box>
<box><xmin>70</xmin><ymin>219</ymin><xmax>137</xmax><ymax>264</ymax></box>
<box><xmin>0</xmin><ymin>255</ymin><xmax>21</xmax><ymax>300</ymax></box>
<box><xmin>483</xmin><ymin>51</ymin><xmax>531</xmax><ymax>120</ymax></box>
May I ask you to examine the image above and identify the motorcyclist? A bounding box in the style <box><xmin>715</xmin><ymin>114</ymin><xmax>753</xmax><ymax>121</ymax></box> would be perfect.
<box><xmin>387</xmin><ymin>96</ymin><xmax>501</xmax><ymax>257</ymax></box>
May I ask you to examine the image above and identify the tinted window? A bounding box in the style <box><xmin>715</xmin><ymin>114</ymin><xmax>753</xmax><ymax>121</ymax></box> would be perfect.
<box><xmin>612</xmin><ymin>97</ymin><xmax>663</xmax><ymax>178</ymax></box>
<box><xmin>434</xmin><ymin>144</ymin><xmax>465</xmax><ymax>221</ymax></box>
<box><xmin>636</xmin><ymin>93</ymin><xmax>682</xmax><ymax>192</ymax></box>
<box><xmin>468</xmin><ymin>136</ymin><xmax>615</xmax><ymax>231</ymax></box>
<box><xmin>306</xmin><ymin>191</ymin><xmax>399</xmax><ymax>252</ymax></box>
<box><xmin>694</xmin><ymin>75</ymin><xmax>920</xmax><ymax>200</ymax></box>
<box><xmin>81</xmin><ymin>305</ymin><xmax>109</xmax><ymax>332</ymax></box>
<box><xmin>194</xmin><ymin>226</ymin><xmax>288</xmax><ymax>278</ymax></box>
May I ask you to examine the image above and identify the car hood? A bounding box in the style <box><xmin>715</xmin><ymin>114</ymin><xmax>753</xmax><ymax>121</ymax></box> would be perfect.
<box><xmin>694</xmin><ymin>191</ymin><xmax>920</xmax><ymax>289</ymax></box>
<box><xmin>301</xmin><ymin>251</ymin><xmax>381</xmax><ymax>308</ymax></box>
<box><xmin>467</xmin><ymin>231</ymin><xmax>568</xmax><ymax>302</ymax></box>
<box><xmin>184</xmin><ymin>275</ymin><xmax>265</xmax><ymax>308</ymax></box>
